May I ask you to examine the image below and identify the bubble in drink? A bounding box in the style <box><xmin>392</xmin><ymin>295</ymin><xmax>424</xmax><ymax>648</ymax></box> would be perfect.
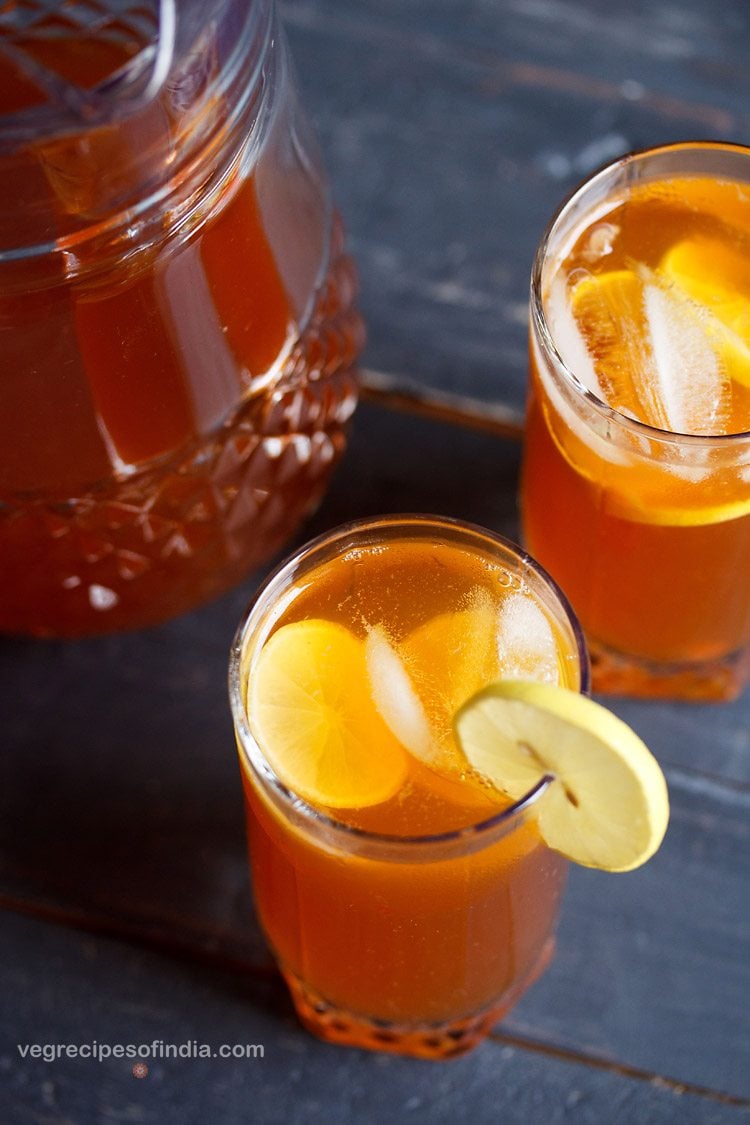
<box><xmin>582</xmin><ymin>222</ymin><xmax>619</xmax><ymax>262</ymax></box>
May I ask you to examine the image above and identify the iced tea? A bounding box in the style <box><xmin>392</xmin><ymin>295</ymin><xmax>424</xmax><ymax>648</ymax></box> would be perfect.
<box><xmin>0</xmin><ymin>2</ymin><xmax>361</xmax><ymax>635</ymax></box>
<box><xmin>229</xmin><ymin>516</ymin><xmax>588</xmax><ymax>1058</ymax></box>
<box><xmin>522</xmin><ymin>142</ymin><xmax>750</xmax><ymax>699</ymax></box>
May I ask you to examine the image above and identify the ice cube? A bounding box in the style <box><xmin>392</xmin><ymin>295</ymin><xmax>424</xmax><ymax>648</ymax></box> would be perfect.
<box><xmin>643</xmin><ymin>279</ymin><xmax>731</xmax><ymax>435</ymax></box>
<box><xmin>497</xmin><ymin>593</ymin><xmax>560</xmax><ymax>684</ymax></box>
<box><xmin>530</xmin><ymin>330</ymin><xmax>634</xmax><ymax>469</ymax></box>
<box><xmin>546</xmin><ymin>275</ymin><xmax>607</xmax><ymax>400</ymax></box>
<box><xmin>364</xmin><ymin>625</ymin><xmax>435</xmax><ymax>764</ymax></box>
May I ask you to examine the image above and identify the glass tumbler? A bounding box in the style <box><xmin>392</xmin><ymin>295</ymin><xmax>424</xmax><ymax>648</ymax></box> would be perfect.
<box><xmin>229</xmin><ymin>515</ymin><xmax>590</xmax><ymax>1058</ymax></box>
<box><xmin>522</xmin><ymin>142</ymin><xmax>750</xmax><ymax>701</ymax></box>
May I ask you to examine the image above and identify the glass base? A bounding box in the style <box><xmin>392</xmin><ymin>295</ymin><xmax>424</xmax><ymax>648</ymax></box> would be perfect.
<box><xmin>281</xmin><ymin>937</ymin><xmax>555</xmax><ymax>1060</ymax></box>
<box><xmin>590</xmin><ymin>638</ymin><xmax>749</xmax><ymax>702</ymax></box>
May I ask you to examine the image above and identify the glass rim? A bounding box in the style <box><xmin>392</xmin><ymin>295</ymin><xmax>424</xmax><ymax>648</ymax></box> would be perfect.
<box><xmin>228</xmin><ymin>512</ymin><xmax>590</xmax><ymax>854</ymax></box>
<box><xmin>531</xmin><ymin>138</ymin><xmax>750</xmax><ymax>446</ymax></box>
<box><xmin>0</xmin><ymin>0</ymin><xmax>275</xmax><ymax>265</ymax></box>
<box><xmin>0</xmin><ymin>0</ymin><xmax>269</xmax><ymax>144</ymax></box>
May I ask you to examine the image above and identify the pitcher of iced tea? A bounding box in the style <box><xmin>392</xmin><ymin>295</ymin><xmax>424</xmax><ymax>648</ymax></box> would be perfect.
<box><xmin>0</xmin><ymin>0</ymin><xmax>362</xmax><ymax>635</ymax></box>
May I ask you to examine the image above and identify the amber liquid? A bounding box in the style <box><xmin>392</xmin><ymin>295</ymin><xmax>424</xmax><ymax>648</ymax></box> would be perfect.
<box><xmin>522</xmin><ymin>176</ymin><xmax>750</xmax><ymax>681</ymax></box>
<box><xmin>241</xmin><ymin>539</ymin><xmax>572</xmax><ymax>1054</ymax></box>
<box><xmin>0</xmin><ymin>35</ymin><xmax>362</xmax><ymax>635</ymax></box>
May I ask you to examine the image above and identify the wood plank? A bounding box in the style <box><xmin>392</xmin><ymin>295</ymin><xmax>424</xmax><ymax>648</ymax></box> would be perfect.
<box><xmin>1</xmin><ymin>909</ymin><xmax>747</xmax><ymax>1124</ymax></box>
<box><xmin>283</xmin><ymin>0</ymin><xmax>750</xmax><ymax>122</ymax></box>
<box><xmin>280</xmin><ymin>0</ymin><xmax>750</xmax><ymax>404</ymax></box>
<box><xmin>360</xmin><ymin>368</ymin><xmax>525</xmax><ymax>440</ymax></box>
<box><xmin>505</xmin><ymin>765</ymin><xmax>750</xmax><ymax>1099</ymax></box>
<box><xmin>2</xmin><ymin>1</ymin><xmax>749</xmax><ymax>1119</ymax></box>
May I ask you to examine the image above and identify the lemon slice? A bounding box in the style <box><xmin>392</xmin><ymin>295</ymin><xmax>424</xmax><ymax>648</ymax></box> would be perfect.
<box><xmin>401</xmin><ymin>594</ymin><xmax>499</xmax><ymax>753</ymax></box>
<box><xmin>661</xmin><ymin>237</ymin><xmax>750</xmax><ymax>388</ymax></box>
<box><xmin>248</xmin><ymin>619</ymin><xmax>409</xmax><ymax>809</ymax></box>
<box><xmin>454</xmin><ymin>681</ymin><xmax>669</xmax><ymax>872</ymax></box>
<box><xmin>570</xmin><ymin>266</ymin><xmax>744</xmax><ymax>434</ymax></box>
<box><xmin>570</xmin><ymin>270</ymin><xmax>660</xmax><ymax>426</ymax></box>
<box><xmin>609</xmin><ymin>491</ymin><xmax>750</xmax><ymax>528</ymax></box>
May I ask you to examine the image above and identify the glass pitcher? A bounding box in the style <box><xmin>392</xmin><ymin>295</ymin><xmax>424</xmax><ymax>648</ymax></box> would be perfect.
<box><xmin>0</xmin><ymin>0</ymin><xmax>362</xmax><ymax>635</ymax></box>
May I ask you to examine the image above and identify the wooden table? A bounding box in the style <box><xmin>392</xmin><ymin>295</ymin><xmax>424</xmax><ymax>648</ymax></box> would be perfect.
<box><xmin>2</xmin><ymin>1</ymin><xmax>749</xmax><ymax>1121</ymax></box>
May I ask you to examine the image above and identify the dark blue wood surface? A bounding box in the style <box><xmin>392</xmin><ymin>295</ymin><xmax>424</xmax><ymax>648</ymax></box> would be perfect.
<box><xmin>2</xmin><ymin>1</ymin><xmax>750</xmax><ymax>1121</ymax></box>
<box><xmin>285</xmin><ymin>0</ymin><xmax>750</xmax><ymax>407</ymax></box>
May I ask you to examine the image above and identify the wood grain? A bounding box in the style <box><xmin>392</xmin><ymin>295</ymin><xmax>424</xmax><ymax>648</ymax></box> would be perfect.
<box><xmin>4</xmin><ymin>0</ymin><xmax>750</xmax><ymax>1118</ymax></box>
<box><xmin>2</xmin><ymin>909</ymin><xmax>748</xmax><ymax>1124</ymax></box>
<box><xmin>282</xmin><ymin>0</ymin><xmax>750</xmax><ymax>406</ymax></box>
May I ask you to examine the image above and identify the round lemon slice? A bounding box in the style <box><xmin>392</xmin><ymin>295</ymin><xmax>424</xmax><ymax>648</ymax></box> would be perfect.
<box><xmin>454</xmin><ymin>681</ymin><xmax>669</xmax><ymax>872</ymax></box>
<box><xmin>248</xmin><ymin>619</ymin><xmax>409</xmax><ymax>809</ymax></box>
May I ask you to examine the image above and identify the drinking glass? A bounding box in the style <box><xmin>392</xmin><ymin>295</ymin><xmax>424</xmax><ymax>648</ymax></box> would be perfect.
<box><xmin>522</xmin><ymin>142</ymin><xmax>750</xmax><ymax>700</ymax></box>
<box><xmin>229</xmin><ymin>515</ymin><xmax>589</xmax><ymax>1058</ymax></box>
